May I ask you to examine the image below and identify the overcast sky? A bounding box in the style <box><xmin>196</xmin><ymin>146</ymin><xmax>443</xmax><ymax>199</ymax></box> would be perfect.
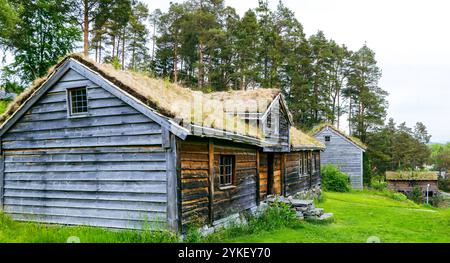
<box><xmin>144</xmin><ymin>0</ymin><xmax>449</xmax><ymax>143</ymax></box>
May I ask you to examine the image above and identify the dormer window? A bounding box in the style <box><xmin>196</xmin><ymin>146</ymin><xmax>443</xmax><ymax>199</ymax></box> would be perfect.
<box><xmin>325</xmin><ymin>136</ymin><xmax>331</xmax><ymax>142</ymax></box>
<box><xmin>68</xmin><ymin>87</ymin><xmax>88</xmax><ymax>116</ymax></box>
<box><xmin>267</xmin><ymin>112</ymin><xmax>272</xmax><ymax>128</ymax></box>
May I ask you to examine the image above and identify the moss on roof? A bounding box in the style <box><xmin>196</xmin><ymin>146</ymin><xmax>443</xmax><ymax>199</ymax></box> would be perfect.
<box><xmin>290</xmin><ymin>126</ymin><xmax>325</xmax><ymax>150</ymax></box>
<box><xmin>0</xmin><ymin>54</ymin><xmax>280</xmax><ymax>139</ymax></box>
<box><xmin>386</xmin><ymin>171</ymin><xmax>438</xmax><ymax>181</ymax></box>
<box><xmin>311</xmin><ymin>123</ymin><xmax>367</xmax><ymax>150</ymax></box>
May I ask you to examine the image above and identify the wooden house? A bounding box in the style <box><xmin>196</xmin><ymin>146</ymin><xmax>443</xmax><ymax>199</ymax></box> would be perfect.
<box><xmin>386</xmin><ymin>171</ymin><xmax>439</xmax><ymax>197</ymax></box>
<box><xmin>0</xmin><ymin>54</ymin><xmax>324</xmax><ymax>232</ymax></box>
<box><xmin>313</xmin><ymin>124</ymin><xmax>367</xmax><ymax>189</ymax></box>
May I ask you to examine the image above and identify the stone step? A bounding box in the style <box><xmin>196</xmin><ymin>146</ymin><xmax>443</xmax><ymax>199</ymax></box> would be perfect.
<box><xmin>318</xmin><ymin>213</ymin><xmax>334</xmax><ymax>221</ymax></box>
<box><xmin>289</xmin><ymin>199</ymin><xmax>314</xmax><ymax>207</ymax></box>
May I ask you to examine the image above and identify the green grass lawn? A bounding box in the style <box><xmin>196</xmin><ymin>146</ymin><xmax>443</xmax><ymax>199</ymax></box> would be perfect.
<box><xmin>0</xmin><ymin>190</ymin><xmax>449</xmax><ymax>243</ymax></box>
<box><xmin>221</xmin><ymin>191</ymin><xmax>450</xmax><ymax>243</ymax></box>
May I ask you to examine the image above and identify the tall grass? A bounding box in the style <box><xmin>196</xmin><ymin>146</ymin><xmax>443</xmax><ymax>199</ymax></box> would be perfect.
<box><xmin>203</xmin><ymin>202</ymin><xmax>300</xmax><ymax>242</ymax></box>
<box><xmin>0</xmin><ymin>212</ymin><xmax>178</xmax><ymax>243</ymax></box>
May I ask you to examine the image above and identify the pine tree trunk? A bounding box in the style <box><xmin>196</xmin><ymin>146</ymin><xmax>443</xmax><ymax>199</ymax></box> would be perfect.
<box><xmin>198</xmin><ymin>42</ymin><xmax>204</xmax><ymax>89</ymax></box>
<box><xmin>83</xmin><ymin>0</ymin><xmax>89</xmax><ymax>57</ymax></box>
<box><xmin>121</xmin><ymin>28</ymin><xmax>126</xmax><ymax>70</ymax></box>
<box><xmin>173</xmin><ymin>41</ymin><xmax>178</xmax><ymax>83</ymax></box>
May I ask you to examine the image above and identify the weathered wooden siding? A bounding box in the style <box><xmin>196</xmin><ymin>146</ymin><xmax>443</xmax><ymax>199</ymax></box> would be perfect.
<box><xmin>271</xmin><ymin>153</ymin><xmax>282</xmax><ymax>195</ymax></box>
<box><xmin>178</xmin><ymin>139</ymin><xmax>210</xmax><ymax>226</ymax></box>
<box><xmin>263</xmin><ymin>100</ymin><xmax>289</xmax><ymax>149</ymax></box>
<box><xmin>179</xmin><ymin>137</ymin><xmax>258</xmax><ymax>226</ymax></box>
<box><xmin>387</xmin><ymin>180</ymin><xmax>439</xmax><ymax>195</ymax></box>
<box><xmin>284</xmin><ymin>151</ymin><xmax>321</xmax><ymax>196</ymax></box>
<box><xmin>213</xmin><ymin>144</ymin><xmax>257</xmax><ymax>221</ymax></box>
<box><xmin>259</xmin><ymin>152</ymin><xmax>268</xmax><ymax>200</ymax></box>
<box><xmin>315</xmin><ymin>129</ymin><xmax>363</xmax><ymax>189</ymax></box>
<box><xmin>1</xmin><ymin>69</ymin><xmax>170</xmax><ymax>229</ymax></box>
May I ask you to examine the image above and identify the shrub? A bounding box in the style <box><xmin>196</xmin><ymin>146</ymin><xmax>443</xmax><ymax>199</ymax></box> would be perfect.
<box><xmin>321</xmin><ymin>164</ymin><xmax>351</xmax><ymax>192</ymax></box>
<box><xmin>438</xmin><ymin>176</ymin><xmax>450</xmax><ymax>192</ymax></box>
<box><xmin>410</xmin><ymin>186</ymin><xmax>423</xmax><ymax>203</ymax></box>
<box><xmin>392</xmin><ymin>192</ymin><xmax>407</xmax><ymax>201</ymax></box>
<box><xmin>371</xmin><ymin>179</ymin><xmax>387</xmax><ymax>191</ymax></box>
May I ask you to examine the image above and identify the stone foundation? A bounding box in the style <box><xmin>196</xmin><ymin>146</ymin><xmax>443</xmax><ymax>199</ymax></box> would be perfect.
<box><xmin>292</xmin><ymin>184</ymin><xmax>322</xmax><ymax>200</ymax></box>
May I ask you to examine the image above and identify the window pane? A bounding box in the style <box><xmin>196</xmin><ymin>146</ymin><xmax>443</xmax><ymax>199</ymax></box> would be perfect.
<box><xmin>70</xmin><ymin>88</ymin><xmax>88</xmax><ymax>114</ymax></box>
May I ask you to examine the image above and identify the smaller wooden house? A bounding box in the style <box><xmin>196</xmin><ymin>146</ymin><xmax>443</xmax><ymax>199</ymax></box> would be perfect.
<box><xmin>313</xmin><ymin>124</ymin><xmax>367</xmax><ymax>189</ymax></box>
<box><xmin>386</xmin><ymin>171</ymin><xmax>439</xmax><ymax>197</ymax></box>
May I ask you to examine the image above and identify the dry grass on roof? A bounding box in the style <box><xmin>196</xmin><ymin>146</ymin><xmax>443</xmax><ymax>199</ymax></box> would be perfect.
<box><xmin>386</xmin><ymin>171</ymin><xmax>438</xmax><ymax>181</ymax></box>
<box><xmin>1</xmin><ymin>53</ymin><xmax>279</xmax><ymax>139</ymax></box>
<box><xmin>290</xmin><ymin>126</ymin><xmax>325</xmax><ymax>149</ymax></box>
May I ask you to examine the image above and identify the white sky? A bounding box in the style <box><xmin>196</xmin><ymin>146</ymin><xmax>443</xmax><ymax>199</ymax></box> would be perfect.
<box><xmin>145</xmin><ymin>0</ymin><xmax>450</xmax><ymax>143</ymax></box>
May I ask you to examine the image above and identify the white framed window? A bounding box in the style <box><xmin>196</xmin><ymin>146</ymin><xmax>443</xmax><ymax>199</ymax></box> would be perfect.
<box><xmin>219</xmin><ymin>155</ymin><xmax>235</xmax><ymax>187</ymax></box>
<box><xmin>67</xmin><ymin>87</ymin><xmax>88</xmax><ymax>116</ymax></box>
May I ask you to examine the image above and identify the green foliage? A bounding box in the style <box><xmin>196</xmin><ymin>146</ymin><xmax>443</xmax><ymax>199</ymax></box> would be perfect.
<box><xmin>2</xmin><ymin>0</ymin><xmax>81</xmax><ymax>85</ymax></box>
<box><xmin>429</xmin><ymin>143</ymin><xmax>450</xmax><ymax>172</ymax></box>
<box><xmin>205</xmin><ymin>201</ymin><xmax>299</xmax><ymax>242</ymax></box>
<box><xmin>392</xmin><ymin>192</ymin><xmax>407</xmax><ymax>201</ymax></box>
<box><xmin>366</xmin><ymin>119</ymin><xmax>432</xmax><ymax>174</ymax></box>
<box><xmin>0</xmin><ymin>212</ymin><xmax>178</xmax><ymax>243</ymax></box>
<box><xmin>370</xmin><ymin>178</ymin><xmax>387</xmax><ymax>191</ymax></box>
<box><xmin>321</xmin><ymin>164</ymin><xmax>351</xmax><ymax>192</ymax></box>
<box><xmin>438</xmin><ymin>176</ymin><xmax>450</xmax><ymax>192</ymax></box>
<box><xmin>410</xmin><ymin>186</ymin><xmax>423</xmax><ymax>203</ymax></box>
<box><xmin>110</xmin><ymin>56</ymin><xmax>122</xmax><ymax>70</ymax></box>
<box><xmin>0</xmin><ymin>99</ymin><xmax>10</xmax><ymax>115</ymax></box>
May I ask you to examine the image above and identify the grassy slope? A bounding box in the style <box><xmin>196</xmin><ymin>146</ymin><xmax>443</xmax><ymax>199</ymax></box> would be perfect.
<box><xmin>0</xmin><ymin>191</ymin><xmax>449</xmax><ymax>243</ymax></box>
<box><xmin>223</xmin><ymin>191</ymin><xmax>450</xmax><ymax>243</ymax></box>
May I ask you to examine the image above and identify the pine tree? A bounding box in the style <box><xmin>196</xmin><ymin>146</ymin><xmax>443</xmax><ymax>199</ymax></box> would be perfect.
<box><xmin>345</xmin><ymin>44</ymin><xmax>388</xmax><ymax>142</ymax></box>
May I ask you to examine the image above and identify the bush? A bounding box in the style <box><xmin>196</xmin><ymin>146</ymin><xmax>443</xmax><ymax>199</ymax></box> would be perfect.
<box><xmin>371</xmin><ymin>179</ymin><xmax>387</xmax><ymax>191</ymax></box>
<box><xmin>410</xmin><ymin>186</ymin><xmax>423</xmax><ymax>203</ymax></box>
<box><xmin>321</xmin><ymin>164</ymin><xmax>351</xmax><ymax>192</ymax></box>
<box><xmin>438</xmin><ymin>176</ymin><xmax>450</xmax><ymax>192</ymax></box>
<box><xmin>392</xmin><ymin>192</ymin><xmax>407</xmax><ymax>201</ymax></box>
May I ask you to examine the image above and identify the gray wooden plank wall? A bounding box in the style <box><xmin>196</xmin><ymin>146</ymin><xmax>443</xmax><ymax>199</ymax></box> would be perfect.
<box><xmin>263</xmin><ymin>100</ymin><xmax>289</xmax><ymax>147</ymax></box>
<box><xmin>315</xmin><ymin>129</ymin><xmax>363</xmax><ymax>189</ymax></box>
<box><xmin>1</xmin><ymin>69</ymin><xmax>170</xmax><ymax>229</ymax></box>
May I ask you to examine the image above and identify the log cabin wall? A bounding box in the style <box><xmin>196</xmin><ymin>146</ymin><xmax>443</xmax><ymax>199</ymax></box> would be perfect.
<box><xmin>0</xmin><ymin>69</ymin><xmax>171</xmax><ymax>230</ymax></box>
<box><xmin>283</xmin><ymin>150</ymin><xmax>321</xmax><ymax>196</ymax></box>
<box><xmin>212</xmin><ymin>143</ymin><xmax>258</xmax><ymax>221</ymax></box>
<box><xmin>178</xmin><ymin>138</ymin><xmax>210</xmax><ymax>226</ymax></box>
<box><xmin>259</xmin><ymin>152</ymin><xmax>268</xmax><ymax>200</ymax></box>
<box><xmin>178</xmin><ymin>137</ymin><xmax>258</xmax><ymax>227</ymax></box>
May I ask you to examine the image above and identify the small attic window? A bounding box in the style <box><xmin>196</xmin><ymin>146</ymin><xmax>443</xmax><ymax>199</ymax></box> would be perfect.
<box><xmin>325</xmin><ymin>136</ymin><xmax>331</xmax><ymax>142</ymax></box>
<box><xmin>68</xmin><ymin>87</ymin><xmax>88</xmax><ymax>116</ymax></box>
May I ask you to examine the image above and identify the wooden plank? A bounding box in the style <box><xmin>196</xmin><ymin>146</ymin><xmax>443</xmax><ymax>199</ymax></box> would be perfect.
<box><xmin>10</xmin><ymin>213</ymin><xmax>165</xmax><ymax>230</ymax></box>
<box><xmin>4</xmin><ymin>181</ymin><xmax>167</xmax><ymax>194</ymax></box>
<box><xmin>0</xmin><ymin>146</ymin><xmax>4</xmax><ymax>210</ymax></box>
<box><xmin>208</xmin><ymin>139</ymin><xmax>214</xmax><ymax>226</ymax></box>
<box><xmin>4</xmin><ymin>205</ymin><xmax>166</xmax><ymax>222</ymax></box>
<box><xmin>4</xmin><ymin>197</ymin><xmax>167</xmax><ymax>212</ymax></box>
<box><xmin>255</xmin><ymin>150</ymin><xmax>260</xmax><ymax>205</ymax></box>
<box><xmin>4</xmin><ymin>189</ymin><xmax>167</xmax><ymax>203</ymax></box>
<box><xmin>166</xmin><ymin>133</ymin><xmax>178</xmax><ymax>232</ymax></box>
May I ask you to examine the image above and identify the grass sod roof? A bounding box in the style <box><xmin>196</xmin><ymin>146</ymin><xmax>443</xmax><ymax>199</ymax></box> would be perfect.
<box><xmin>385</xmin><ymin>171</ymin><xmax>439</xmax><ymax>181</ymax></box>
<box><xmin>290</xmin><ymin>126</ymin><xmax>325</xmax><ymax>150</ymax></box>
<box><xmin>0</xmin><ymin>54</ymin><xmax>280</xmax><ymax>140</ymax></box>
<box><xmin>311</xmin><ymin>123</ymin><xmax>367</xmax><ymax>150</ymax></box>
